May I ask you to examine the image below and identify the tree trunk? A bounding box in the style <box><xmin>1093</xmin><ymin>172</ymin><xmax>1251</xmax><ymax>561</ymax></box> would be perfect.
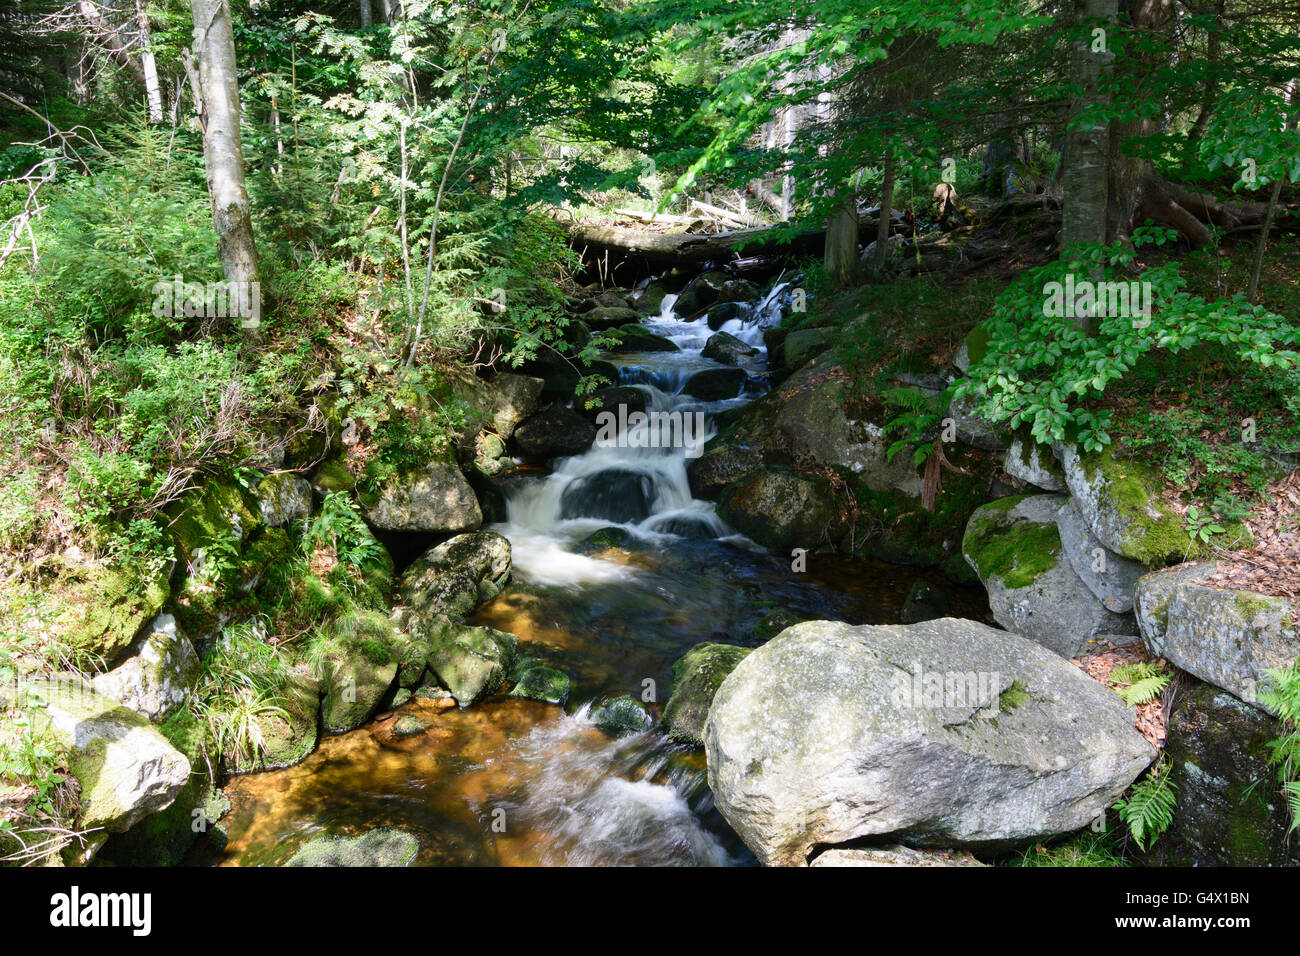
<box><xmin>873</xmin><ymin>147</ymin><xmax>896</xmax><ymax>272</ymax></box>
<box><xmin>359</xmin><ymin>0</ymin><xmax>373</xmax><ymax>28</ymax></box>
<box><xmin>1060</xmin><ymin>0</ymin><xmax>1117</xmax><ymax>258</ymax></box>
<box><xmin>190</xmin><ymin>0</ymin><xmax>261</xmax><ymax>339</ymax></box>
<box><xmin>135</xmin><ymin>0</ymin><xmax>164</xmax><ymax>122</ymax></box>
<box><xmin>824</xmin><ymin>190</ymin><xmax>859</xmax><ymax>288</ymax></box>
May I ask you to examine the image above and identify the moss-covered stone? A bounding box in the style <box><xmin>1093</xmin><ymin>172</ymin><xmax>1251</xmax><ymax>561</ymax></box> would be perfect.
<box><xmin>310</xmin><ymin>458</ymin><xmax>357</xmax><ymax>495</ymax></box>
<box><xmin>961</xmin><ymin>495</ymin><xmax>1061</xmax><ymax>590</ymax></box>
<box><xmin>579</xmin><ymin>526</ymin><xmax>632</xmax><ymax>553</ymax></box>
<box><xmin>426</xmin><ymin>624</ymin><xmax>518</xmax><ymax>705</ymax></box>
<box><xmin>62</xmin><ymin>560</ymin><xmax>171</xmax><ymax>669</ymax></box>
<box><xmin>508</xmin><ymin>666</ymin><xmax>571</xmax><ymax>705</ymax></box>
<box><xmin>225</xmin><ymin>669</ymin><xmax>321</xmax><ymax>774</ymax></box>
<box><xmin>662</xmin><ymin>643</ymin><xmax>753</xmax><ymax>746</ymax></box>
<box><xmin>316</xmin><ymin>611</ymin><xmax>404</xmax><ymax>732</ymax></box>
<box><xmin>591</xmin><ymin>695</ymin><xmax>652</xmax><ymax>736</ymax></box>
<box><xmin>284</xmin><ymin>827</ymin><xmax>419</xmax><ymax>867</ymax></box>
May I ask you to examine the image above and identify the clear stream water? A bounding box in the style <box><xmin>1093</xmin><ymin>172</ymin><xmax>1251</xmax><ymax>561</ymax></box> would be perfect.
<box><xmin>210</xmin><ymin>284</ymin><xmax>986</xmax><ymax>866</ymax></box>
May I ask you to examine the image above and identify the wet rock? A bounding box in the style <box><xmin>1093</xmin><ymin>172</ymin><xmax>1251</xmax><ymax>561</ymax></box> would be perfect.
<box><xmin>317</xmin><ymin>610</ymin><xmax>404</xmax><ymax>733</ymax></box>
<box><xmin>681</xmin><ymin>367</ymin><xmax>746</xmax><ymax>401</ymax></box>
<box><xmin>1055</xmin><ymin>498</ymin><xmax>1147</xmax><ymax>614</ymax></box>
<box><xmin>674</xmin><ymin>271</ymin><xmax>728</xmax><ymax>316</ymax></box>
<box><xmin>25</xmin><ymin>679</ymin><xmax>191</xmax><ymax>834</ymax></box>
<box><xmin>1150</xmin><ymin>682</ymin><xmax>1299</xmax><ymax>866</ymax></box>
<box><xmin>650</xmin><ymin>515</ymin><xmax>716</xmax><ymax>539</ymax></box>
<box><xmin>91</xmin><ymin>613</ymin><xmax>200</xmax><ymax>722</ymax></box>
<box><xmin>717</xmin><ymin>466</ymin><xmax>847</xmax><ymax>552</ymax></box>
<box><xmin>579</xmin><ymin>526</ymin><xmax>632</xmax><ymax>552</ymax></box>
<box><xmin>706</xmin><ymin>301</ymin><xmax>748</xmax><ymax>331</ymax></box>
<box><xmin>285</xmin><ymin>828</ymin><xmax>419</xmax><ymax>867</ymax></box>
<box><xmin>514</xmin><ymin>405</ymin><xmax>598</xmax><ymax>459</ymax></box>
<box><xmin>1136</xmin><ymin>565</ymin><xmax>1297</xmax><ymax>710</ymax></box>
<box><xmin>579</xmin><ymin>386</ymin><xmax>648</xmax><ymax>423</ymax></box>
<box><xmin>636</xmin><ymin>283</ymin><xmax>669</xmax><ymax>316</ymax></box>
<box><xmin>391</xmin><ymin>688</ymin><xmax>412</xmax><ymax>708</ymax></box>
<box><xmin>606</xmin><ymin>324</ymin><xmax>682</xmax><ymax>353</ymax></box>
<box><xmin>364</xmin><ymin>457</ymin><xmax>482</xmax><ymax>533</ymax></box>
<box><xmin>783</xmin><ymin>327</ymin><xmax>834</xmax><ymax>369</ymax></box>
<box><xmin>1004</xmin><ymin>435</ymin><xmax>1066</xmax><ymax>492</ymax></box>
<box><xmin>426</xmin><ymin>625</ymin><xmax>519</xmax><ymax>706</ymax></box>
<box><xmin>591</xmin><ymin>695</ymin><xmax>653</xmax><ymax>735</ymax></box>
<box><xmin>559</xmin><ymin>469</ymin><xmax>654</xmax><ymax>524</ymax></box>
<box><xmin>962</xmin><ymin>494</ymin><xmax>1135</xmax><ymax>658</ymax></box>
<box><xmin>255</xmin><ymin>473</ymin><xmax>313</xmax><ymax>526</ymax></box>
<box><xmin>899</xmin><ymin>581</ymin><xmax>949</xmax><ymax>624</ymax></box>
<box><xmin>701</xmin><ymin>330</ymin><xmax>759</xmax><ymax>366</ymax></box>
<box><xmin>392</xmin><ymin>715</ymin><xmax>428</xmax><ymax>738</ymax></box>
<box><xmin>509</xmin><ymin>666</ymin><xmax>571</xmax><ymax>705</ymax></box>
<box><xmin>396</xmin><ymin>531</ymin><xmax>512</xmax><ymax>623</ymax></box>
<box><xmin>662</xmin><ymin>643</ymin><xmax>753</xmax><ymax>746</ymax></box>
<box><xmin>752</xmin><ymin>608</ymin><xmax>807</xmax><ymax>643</ymax></box>
<box><xmin>705</xmin><ymin>619</ymin><xmax>1155</xmax><ymax>865</ymax></box>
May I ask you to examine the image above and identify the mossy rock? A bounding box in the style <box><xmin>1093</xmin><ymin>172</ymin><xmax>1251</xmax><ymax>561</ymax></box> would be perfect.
<box><xmin>509</xmin><ymin>666</ymin><xmax>571</xmax><ymax>705</ymax></box>
<box><xmin>311</xmin><ymin>458</ymin><xmax>357</xmax><ymax>495</ymax></box>
<box><xmin>62</xmin><ymin>560</ymin><xmax>171</xmax><ymax>669</ymax></box>
<box><xmin>167</xmin><ymin>479</ymin><xmax>263</xmax><ymax>569</ymax></box>
<box><xmin>850</xmin><ymin>468</ymin><xmax>988</xmax><ymax>569</ymax></box>
<box><xmin>578</xmin><ymin>526</ymin><xmax>632</xmax><ymax>553</ymax></box>
<box><xmin>225</xmin><ymin>670</ymin><xmax>321</xmax><ymax>774</ymax></box>
<box><xmin>662</xmin><ymin>643</ymin><xmax>753</xmax><ymax>746</ymax></box>
<box><xmin>284</xmin><ymin>827</ymin><xmax>419</xmax><ymax>867</ymax></box>
<box><xmin>317</xmin><ymin>611</ymin><xmax>405</xmax><ymax>732</ymax></box>
<box><xmin>591</xmin><ymin>695</ymin><xmax>652</xmax><ymax>735</ymax></box>
<box><xmin>606</xmin><ymin>324</ymin><xmax>682</xmax><ymax>353</ymax></box>
<box><xmin>752</xmin><ymin>608</ymin><xmax>806</xmax><ymax>643</ymax></box>
<box><xmin>961</xmin><ymin>495</ymin><xmax>1062</xmax><ymax>590</ymax></box>
<box><xmin>426</xmin><ymin>624</ymin><xmax>518</xmax><ymax>706</ymax></box>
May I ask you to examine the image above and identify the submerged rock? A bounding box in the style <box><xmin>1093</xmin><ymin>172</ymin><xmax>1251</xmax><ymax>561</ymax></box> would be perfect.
<box><xmin>509</xmin><ymin>666</ymin><xmax>571</xmax><ymax>705</ymax></box>
<box><xmin>285</xmin><ymin>827</ymin><xmax>419</xmax><ymax>867</ymax></box>
<box><xmin>662</xmin><ymin>643</ymin><xmax>753</xmax><ymax>746</ymax></box>
<box><xmin>364</xmin><ymin>457</ymin><xmax>482</xmax><ymax>533</ymax></box>
<box><xmin>682</xmin><ymin>367</ymin><xmax>746</xmax><ymax>401</ymax></box>
<box><xmin>591</xmin><ymin>695</ymin><xmax>652</xmax><ymax>735</ymax></box>
<box><xmin>899</xmin><ymin>581</ymin><xmax>949</xmax><ymax>624</ymax></box>
<box><xmin>962</xmin><ymin>494</ymin><xmax>1134</xmax><ymax>658</ymax></box>
<box><xmin>91</xmin><ymin>613</ymin><xmax>200</xmax><ymax>722</ymax></box>
<box><xmin>705</xmin><ymin>619</ymin><xmax>1155</xmax><ymax>866</ymax></box>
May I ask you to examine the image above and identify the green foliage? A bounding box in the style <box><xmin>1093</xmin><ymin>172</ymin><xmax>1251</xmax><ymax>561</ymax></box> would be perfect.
<box><xmin>1114</xmin><ymin>765</ymin><xmax>1177</xmax><ymax>851</ymax></box>
<box><xmin>1010</xmin><ymin>829</ymin><xmax>1127</xmax><ymax>867</ymax></box>
<box><xmin>882</xmin><ymin>383</ymin><xmax>956</xmax><ymax>467</ymax></box>
<box><xmin>958</xmin><ymin>230</ymin><xmax>1300</xmax><ymax>452</ymax></box>
<box><xmin>1108</xmin><ymin>661</ymin><xmax>1172</xmax><ymax>708</ymax></box>
<box><xmin>187</xmin><ymin>616</ymin><xmax>290</xmax><ymax>767</ymax></box>
<box><xmin>1260</xmin><ymin>664</ymin><xmax>1300</xmax><ymax>834</ymax></box>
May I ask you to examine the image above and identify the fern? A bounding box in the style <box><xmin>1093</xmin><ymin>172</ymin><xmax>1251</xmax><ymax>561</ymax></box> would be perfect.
<box><xmin>1114</xmin><ymin>766</ymin><xmax>1177</xmax><ymax>850</ymax></box>
<box><xmin>1109</xmin><ymin>661</ymin><xmax>1172</xmax><ymax>707</ymax></box>
<box><xmin>1260</xmin><ymin>664</ymin><xmax>1300</xmax><ymax>832</ymax></box>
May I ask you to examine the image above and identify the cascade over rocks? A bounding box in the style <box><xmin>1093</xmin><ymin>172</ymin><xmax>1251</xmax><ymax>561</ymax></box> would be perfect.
<box><xmin>962</xmin><ymin>494</ymin><xmax>1135</xmax><ymax>657</ymax></box>
<box><xmin>701</xmin><ymin>330</ymin><xmax>758</xmax><ymax>366</ymax></box>
<box><xmin>705</xmin><ymin>619</ymin><xmax>1155</xmax><ymax>866</ymax></box>
<box><xmin>681</xmin><ymin>366</ymin><xmax>746</xmax><ymax>401</ymax></box>
<box><xmin>513</xmin><ymin>405</ymin><xmax>598</xmax><ymax>459</ymax></box>
<box><xmin>559</xmin><ymin>468</ymin><xmax>654</xmax><ymax>524</ymax></box>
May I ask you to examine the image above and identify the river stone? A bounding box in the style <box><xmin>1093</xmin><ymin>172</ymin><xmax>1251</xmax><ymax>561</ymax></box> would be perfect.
<box><xmin>487</xmin><ymin>372</ymin><xmax>544</xmax><ymax>439</ymax></box>
<box><xmin>701</xmin><ymin>330</ymin><xmax>758</xmax><ymax>366</ymax></box>
<box><xmin>579</xmin><ymin>526</ymin><xmax>632</xmax><ymax>552</ymax></box>
<box><xmin>662</xmin><ymin>643</ymin><xmax>753</xmax><ymax>746</ymax></box>
<box><xmin>636</xmin><ymin>283</ymin><xmax>669</xmax><ymax>315</ymax></box>
<box><xmin>427</xmin><ymin>625</ymin><xmax>519</xmax><ymax>705</ymax></box>
<box><xmin>1138</xmin><ymin>571</ymin><xmax>1297</xmax><ymax>711</ymax></box>
<box><xmin>514</xmin><ymin>405</ymin><xmax>598</xmax><ymax>459</ymax></box>
<box><xmin>607</xmin><ymin>324</ymin><xmax>681</xmax><ymax>353</ymax></box>
<box><xmin>25</xmin><ymin>678</ymin><xmax>191</xmax><ymax>834</ymax></box>
<box><xmin>1053</xmin><ymin>442</ymin><xmax>1192</xmax><ymax>564</ymax></box>
<box><xmin>717</xmin><ymin>466</ymin><xmax>848</xmax><ymax>552</ymax></box>
<box><xmin>509</xmin><ymin>666</ymin><xmax>571</xmax><ymax>705</ymax></box>
<box><xmin>255</xmin><ymin>472</ymin><xmax>313</xmax><ymax>526</ymax></box>
<box><xmin>580</xmin><ymin>386</ymin><xmax>648</xmax><ymax>424</ymax></box>
<box><xmin>706</xmin><ymin>301</ymin><xmax>748</xmax><ymax>331</ymax></box>
<box><xmin>396</xmin><ymin>531</ymin><xmax>512</xmax><ymax>624</ymax></box>
<box><xmin>753</xmin><ymin>608</ymin><xmax>807</xmax><ymax>643</ymax></box>
<box><xmin>1148</xmin><ymin>682</ymin><xmax>1299</xmax><ymax>866</ymax></box>
<box><xmin>591</xmin><ymin>695</ymin><xmax>653</xmax><ymax>735</ymax></box>
<box><xmin>364</xmin><ymin>458</ymin><xmax>482</xmax><ymax>533</ymax></box>
<box><xmin>1054</xmin><ymin>498</ymin><xmax>1147</xmax><ymax>614</ymax></box>
<box><xmin>704</xmin><ymin>619</ymin><xmax>1156</xmax><ymax>866</ymax></box>
<box><xmin>91</xmin><ymin>613</ymin><xmax>200</xmax><ymax>722</ymax></box>
<box><xmin>285</xmin><ymin>828</ymin><xmax>419</xmax><ymax>867</ymax></box>
<box><xmin>582</xmin><ymin>305</ymin><xmax>641</xmax><ymax>332</ymax></box>
<box><xmin>226</xmin><ymin>670</ymin><xmax>321</xmax><ymax>774</ymax></box>
<box><xmin>899</xmin><ymin>581</ymin><xmax>949</xmax><ymax>624</ymax></box>
<box><xmin>1004</xmin><ymin>435</ymin><xmax>1066</xmax><ymax>492</ymax></box>
<box><xmin>783</xmin><ymin>328</ymin><xmax>834</xmax><ymax>369</ymax></box>
<box><xmin>681</xmin><ymin>367</ymin><xmax>746</xmax><ymax>401</ymax></box>
<box><xmin>811</xmin><ymin>845</ymin><xmax>987</xmax><ymax>867</ymax></box>
<box><xmin>318</xmin><ymin>611</ymin><xmax>403</xmax><ymax>733</ymax></box>
<box><xmin>962</xmin><ymin>494</ymin><xmax>1135</xmax><ymax>658</ymax></box>
<box><xmin>559</xmin><ymin>468</ymin><xmax>654</xmax><ymax>523</ymax></box>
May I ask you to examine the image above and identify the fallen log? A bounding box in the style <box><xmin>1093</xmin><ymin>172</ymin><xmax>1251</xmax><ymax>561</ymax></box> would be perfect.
<box><xmin>567</xmin><ymin>220</ymin><xmax>845</xmax><ymax>267</ymax></box>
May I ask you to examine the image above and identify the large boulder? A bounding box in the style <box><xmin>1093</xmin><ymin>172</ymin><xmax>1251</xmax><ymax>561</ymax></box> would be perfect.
<box><xmin>606</xmin><ymin>325</ymin><xmax>681</xmax><ymax>353</ymax></box>
<box><xmin>486</xmin><ymin>372</ymin><xmax>544</xmax><ymax>439</ymax></box>
<box><xmin>1054</xmin><ymin>498</ymin><xmax>1147</xmax><ymax>614</ymax></box>
<box><xmin>962</xmin><ymin>495</ymin><xmax>1135</xmax><ymax>658</ymax></box>
<box><xmin>514</xmin><ymin>405</ymin><xmax>598</xmax><ymax>459</ymax></box>
<box><xmin>426</xmin><ymin>624</ymin><xmax>519</xmax><ymax>705</ymax></box>
<box><xmin>662</xmin><ymin>643</ymin><xmax>753</xmax><ymax>746</ymax></box>
<box><xmin>701</xmin><ymin>330</ymin><xmax>759</xmax><ymax>366</ymax></box>
<box><xmin>1135</xmin><ymin>564</ymin><xmax>1297</xmax><ymax>710</ymax></box>
<box><xmin>91</xmin><ymin>613</ymin><xmax>200</xmax><ymax>722</ymax></box>
<box><xmin>255</xmin><ymin>473</ymin><xmax>313</xmax><ymax>527</ymax></box>
<box><xmin>1053</xmin><ymin>443</ymin><xmax>1195</xmax><ymax>564</ymax></box>
<box><xmin>1149</xmin><ymin>682</ymin><xmax>1300</xmax><ymax>866</ymax></box>
<box><xmin>717</xmin><ymin>466</ymin><xmax>847</xmax><ymax>552</ymax></box>
<box><xmin>395</xmin><ymin>531</ymin><xmax>512</xmax><ymax>624</ymax></box>
<box><xmin>25</xmin><ymin>678</ymin><xmax>190</xmax><ymax>834</ymax></box>
<box><xmin>705</xmin><ymin>619</ymin><xmax>1155</xmax><ymax>865</ymax></box>
<box><xmin>783</xmin><ymin>327</ymin><xmax>834</xmax><ymax>369</ymax></box>
<box><xmin>316</xmin><ymin>611</ymin><xmax>404</xmax><ymax>733</ymax></box>
<box><xmin>681</xmin><ymin>367</ymin><xmax>746</xmax><ymax>401</ymax></box>
<box><xmin>363</xmin><ymin>457</ymin><xmax>482</xmax><ymax>533</ymax></box>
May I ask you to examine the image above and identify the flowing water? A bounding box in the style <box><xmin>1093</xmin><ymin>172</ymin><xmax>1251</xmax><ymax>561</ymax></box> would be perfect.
<box><xmin>210</xmin><ymin>279</ymin><xmax>986</xmax><ymax>867</ymax></box>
